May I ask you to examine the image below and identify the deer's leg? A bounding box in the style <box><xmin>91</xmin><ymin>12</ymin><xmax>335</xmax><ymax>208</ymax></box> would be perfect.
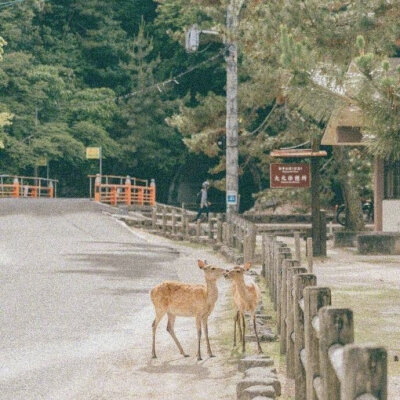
<box><xmin>237</xmin><ymin>310</ymin><xmax>243</xmax><ymax>343</ymax></box>
<box><xmin>167</xmin><ymin>313</ymin><xmax>188</xmax><ymax>357</ymax></box>
<box><xmin>196</xmin><ymin>316</ymin><xmax>202</xmax><ymax>361</ymax></box>
<box><xmin>253</xmin><ymin>313</ymin><xmax>263</xmax><ymax>354</ymax></box>
<box><xmin>152</xmin><ymin>309</ymin><xmax>166</xmax><ymax>358</ymax></box>
<box><xmin>233</xmin><ymin>311</ymin><xmax>237</xmax><ymax>347</ymax></box>
<box><xmin>234</xmin><ymin>310</ymin><xmax>242</xmax><ymax>348</ymax></box>
<box><xmin>202</xmin><ymin>316</ymin><xmax>214</xmax><ymax>357</ymax></box>
<box><xmin>241</xmin><ymin>312</ymin><xmax>246</xmax><ymax>353</ymax></box>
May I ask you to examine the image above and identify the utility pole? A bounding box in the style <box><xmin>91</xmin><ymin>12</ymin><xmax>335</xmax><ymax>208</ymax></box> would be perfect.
<box><xmin>225</xmin><ymin>0</ymin><xmax>245</xmax><ymax>216</ymax></box>
<box><xmin>186</xmin><ymin>0</ymin><xmax>245</xmax><ymax>216</ymax></box>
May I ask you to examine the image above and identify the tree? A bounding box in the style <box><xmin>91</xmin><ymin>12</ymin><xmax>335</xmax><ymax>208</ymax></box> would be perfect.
<box><xmin>118</xmin><ymin>22</ymin><xmax>187</xmax><ymax>200</ymax></box>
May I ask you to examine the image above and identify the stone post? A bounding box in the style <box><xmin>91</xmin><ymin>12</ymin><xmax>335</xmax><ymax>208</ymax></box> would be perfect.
<box><xmin>294</xmin><ymin>274</ymin><xmax>317</xmax><ymax>400</ymax></box>
<box><xmin>304</xmin><ymin>287</ymin><xmax>331</xmax><ymax>400</ymax></box>
<box><xmin>280</xmin><ymin>259</ymin><xmax>300</xmax><ymax>355</ymax></box>
<box><xmin>318</xmin><ymin>307</ymin><xmax>354</xmax><ymax>400</ymax></box>
<box><xmin>286</xmin><ymin>266</ymin><xmax>307</xmax><ymax>379</ymax></box>
<box><xmin>341</xmin><ymin>344</ymin><xmax>387</xmax><ymax>400</ymax></box>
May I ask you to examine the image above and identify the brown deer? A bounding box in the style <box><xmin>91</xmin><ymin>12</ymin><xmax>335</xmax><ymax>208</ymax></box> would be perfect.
<box><xmin>224</xmin><ymin>262</ymin><xmax>263</xmax><ymax>353</ymax></box>
<box><xmin>150</xmin><ymin>260</ymin><xmax>226</xmax><ymax>360</ymax></box>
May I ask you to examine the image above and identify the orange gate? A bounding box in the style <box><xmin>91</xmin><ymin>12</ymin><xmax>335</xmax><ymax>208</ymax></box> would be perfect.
<box><xmin>88</xmin><ymin>174</ymin><xmax>156</xmax><ymax>206</ymax></box>
<box><xmin>0</xmin><ymin>175</ymin><xmax>57</xmax><ymax>198</ymax></box>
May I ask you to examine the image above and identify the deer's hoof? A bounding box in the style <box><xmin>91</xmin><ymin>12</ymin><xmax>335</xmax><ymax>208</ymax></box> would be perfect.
<box><xmin>152</xmin><ymin>355</ymin><xmax>157</xmax><ymax>359</ymax></box>
<box><xmin>183</xmin><ymin>354</ymin><xmax>190</xmax><ymax>358</ymax></box>
<box><xmin>197</xmin><ymin>356</ymin><xmax>202</xmax><ymax>361</ymax></box>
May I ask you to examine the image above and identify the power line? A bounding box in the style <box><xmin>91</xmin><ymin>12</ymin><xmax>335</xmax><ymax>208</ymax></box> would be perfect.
<box><xmin>0</xmin><ymin>0</ymin><xmax>26</xmax><ymax>10</ymax></box>
<box><xmin>64</xmin><ymin>49</ymin><xmax>225</xmax><ymax>107</ymax></box>
<box><xmin>116</xmin><ymin>50</ymin><xmax>225</xmax><ymax>102</ymax></box>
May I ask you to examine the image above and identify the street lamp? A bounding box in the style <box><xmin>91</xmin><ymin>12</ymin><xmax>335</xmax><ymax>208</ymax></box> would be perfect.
<box><xmin>185</xmin><ymin>0</ymin><xmax>245</xmax><ymax>216</ymax></box>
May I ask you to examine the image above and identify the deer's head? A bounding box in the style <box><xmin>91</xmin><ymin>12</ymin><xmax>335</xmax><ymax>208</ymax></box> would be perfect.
<box><xmin>224</xmin><ymin>262</ymin><xmax>251</xmax><ymax>280</ymax></box>
<box><xmin>198</xmin><ymin>259</ymin><xmax>227</xmax><ymax>281</ymax></box>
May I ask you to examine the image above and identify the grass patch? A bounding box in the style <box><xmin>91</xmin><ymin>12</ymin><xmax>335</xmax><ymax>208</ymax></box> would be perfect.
<box><xmin>215</xmin><ymin>274</ymin><xmax>295</xmax><ymax>399</ymax></box>
<box><xmin>331</xmin><ymin>286</ymin><xmax>400</xmax><ymax>377</ymax></box>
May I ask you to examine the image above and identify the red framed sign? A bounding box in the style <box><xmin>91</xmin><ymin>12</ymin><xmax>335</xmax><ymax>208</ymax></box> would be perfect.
<box><xmin>270</xmin><ymin>163</ymin><xmax>310</xmax><ymax>188</ymax></box>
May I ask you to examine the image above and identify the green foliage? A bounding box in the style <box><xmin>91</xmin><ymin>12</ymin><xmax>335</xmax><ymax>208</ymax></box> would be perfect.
<box><xmin>0</xmin><ymin>0</ymin><xmax>202</xmax><ymax>197</ymax></box>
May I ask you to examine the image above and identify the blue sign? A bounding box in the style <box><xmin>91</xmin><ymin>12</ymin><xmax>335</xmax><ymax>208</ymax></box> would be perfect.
<box><xmin>227</xmin><ymin>191</ymin><xmax>237</xmax><ymax>205</ymax></box>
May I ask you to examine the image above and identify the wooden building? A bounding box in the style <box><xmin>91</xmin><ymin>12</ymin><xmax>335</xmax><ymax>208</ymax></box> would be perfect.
<box><xmin>321</xmin><ymin>58</ymin><xmax>400</xmax><ymax>232</ymax></box>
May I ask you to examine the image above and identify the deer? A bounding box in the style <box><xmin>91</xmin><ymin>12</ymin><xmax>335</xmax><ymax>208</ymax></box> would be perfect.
<box><xmin>150</xmin><ymin>260</ymin><xmax>226</xmax><ymax>361</ymax></box>
<box><xmin>224</xmin><ymin>262</ymin><xmax>263</xmax><ymax>354</ymax></box>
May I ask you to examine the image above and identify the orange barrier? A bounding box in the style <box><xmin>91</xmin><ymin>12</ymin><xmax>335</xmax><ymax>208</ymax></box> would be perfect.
<box><xmin>88</xmin><ymin>174</ymin><xmax>156</xmax><ymax>206</ymax></box>
<box><xmin>0</xmin><ymin>175</ymin><xmax>57</xmax><ymax>198</ymax></box>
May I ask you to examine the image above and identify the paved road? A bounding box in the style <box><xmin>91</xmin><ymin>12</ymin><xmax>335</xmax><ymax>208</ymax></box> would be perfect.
<box><xmin>0</xmin><ymin>199</ymin><xmax>181</xmax><ymax>399</ymax></box>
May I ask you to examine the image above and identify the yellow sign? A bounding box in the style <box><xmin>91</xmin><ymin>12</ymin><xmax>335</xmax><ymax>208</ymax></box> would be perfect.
<box><xmin>86</xmin><ymin>147</ymin><xmax>101</xmax><ymax>159</ymax></box>
<box><xmin>37</xmin><ymin>157</ymin><xmax>47</xmax><ymax>166</ymax></box>
<box><xmin>0</xmin><ymin>140</ymin><xmax>4</xmax><ymax>149</ymax></box>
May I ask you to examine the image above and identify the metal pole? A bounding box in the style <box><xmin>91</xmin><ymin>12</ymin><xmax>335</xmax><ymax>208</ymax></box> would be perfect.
<box><xmin>225</xmin><ymin>0</ymin><xmax>244</xmax><ymax>216</ymax></box>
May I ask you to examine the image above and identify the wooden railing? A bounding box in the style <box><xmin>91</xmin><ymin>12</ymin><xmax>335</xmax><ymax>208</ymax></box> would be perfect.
<box><xmin>88</xmin><ymin>174</ymin><xmax>156</xmax><ymax>206</ymax></box>
<box><xmin>262</xmin><ymin>236</ymin><xmax>387</xmax><ymax>400</ymax></box>
<box><xmin>0</xmin><ymin>175</ymin><xmax>57</xmax><ymax>198</ymax></box>
<box><xmin>120</xmin><ymin>204</ymin><xmax>258</xmax><ymax>263</ymax></box>
<box><xmin>119</xmin><ymin>203</ymin><xmax>388</xmax><ymax>399</ymax></box>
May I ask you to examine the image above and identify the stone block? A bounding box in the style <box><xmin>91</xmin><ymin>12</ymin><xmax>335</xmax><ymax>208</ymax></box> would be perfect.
<box><xmin>244</xmin><ymin>367</ymin><xmax>278</xmax><ymax>378</ymax></box>
<box><xmin>250</xmin><ymin>397</ymin><xmax>274</xmax><ymax>400</ymax></box>
<box><xmin>334</xmin><ymin>231</ymin><xmax>357</xmax><ymax>247</ymax></box>
<box><xmin>237</xmin><ymin>377</ymin><xmax>281</xmax><ymax>397</ymax></box>
<box><xmin>239</xmin><ymin>385</ymin><xmax>275</xmax><ymax>400</ymax></box>
<box><xmin>357</xmin><ymin>232</ymin><xmax>400</xmax><ymax>255</ymax></box>
<box><xmin>238</xmin><ymin>355</ymin><xmax>274</xmax><ymax>372</ymax></box>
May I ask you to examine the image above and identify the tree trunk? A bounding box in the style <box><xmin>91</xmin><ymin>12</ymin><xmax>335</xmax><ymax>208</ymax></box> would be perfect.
<box><xmin>333</xmin><ymin>147</ymin><xmax>365</xmax><ymax>231</ymax></box>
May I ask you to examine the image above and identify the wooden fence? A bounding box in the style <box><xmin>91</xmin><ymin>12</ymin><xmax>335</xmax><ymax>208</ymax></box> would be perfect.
<box><xmin>124</xmin><ymin>204</ymin><xmax>258</xmax><ymax>264</ymax></box>
<box><xmin>262</xmin><ymin>235</ymin><xmax>387</xmax><ymax>400</ymax></box>
<box><xmin>121</xmin><ymin>203</ymin><xmax>387</xmax><ymax>399</ymax></box>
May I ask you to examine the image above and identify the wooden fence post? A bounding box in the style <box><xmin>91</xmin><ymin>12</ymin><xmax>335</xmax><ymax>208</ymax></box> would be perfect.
<box><xmin>277</xmin><ymin>247</ymin><xmax>292</xmax><ymax>332</ymax></box>
<box><xmin>217</xmin><ymin>214</ymin><xmax>223</xmax><ymax>243</ymax></box>
<box><xmin>286</xmin><ymin>266</ymin><xmax>308</xmax><ymax>379</ymax></box>
<box><xmin>152</xmin><ymin>206</ymin><xmax>157</xmax><ymax>229</ymax></box>
<box><xmin>294</xmin><ymin>274</ymin><xmax>317</xmax><ymax>400</ymax></box>
<box><xmin>196</xmin><ymin>219</ymin><xmax>201</xmax><ymax>239</ymax></box>
<box><xmin>171</xmin><ymin>209</ymin><xmax>176</xmax><ymax>235</ymax></box>
<box><xmin>306</xmin><ymin>237</ymin><xmax>313</xmax><ymax>273</ymax></box>
<box><xmin>222</xmin><ymin>222</ymin><xmax>228</xmax><ymax>245</ymax></box>
<box><xmin>261</xmin><ymin>234</ymin><xmax>268</xmax><ymax>277</ymax></box>
<box><xmin>318</xmin><ymin>307</ymin><xmax>354</xmax><ymax>400</ymax></box>
<box><xmin>181</xmin><ymin>209</ymin><xmax>186</xmax><ymax>236</ymax></box>
<box><xmin>162</xmin><ymin>206</ymin><xmax>167</xmax><ymax>233</ymax></box>
<box><xmin>341</xmin><ymin>344</ymin><xmax>387</xmax><ymax>400</ymax></box>
<box><xmin>294</xmin><ymin>231</ymin><xmax>301</xmax><ymax>262</ymax></box>
<box><xmin>272</xmin><ymin>242</ymin><xmax>286</xmax><ymax>306</ymax></box>
<box><xmin>304</xmin><ymin>287</ymin><xmax>331</xmax><ymax>400</ymax></box>
<box><xmin>238</xmin><ymin>223</ymin><xmax>244</xmax><ymax>253</ymax></box>
<box><xmin>280</xmin><ymin>259</ymin><xmax>300</xmax><ymax>355</ymax></box>
<box><xmin>249</xmin><ymin>224</ymin><xmax>257</xmax><ymax>263</ymax></box>
<box><xmin>208</xmin><ymin>213</ymin><xmax>214</xmax><ymax>240</ymax></box>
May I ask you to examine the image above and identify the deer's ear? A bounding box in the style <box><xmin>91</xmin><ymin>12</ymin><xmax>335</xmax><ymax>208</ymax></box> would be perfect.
<box><xmin>198</xmin><ymin>260</ymin><xmax>205</xmax><ymax>269</ymax></box>
<box><xmin>244</xmin><ymin>262</ymin><xmax>251</xmax><ymax>271</ymax></box>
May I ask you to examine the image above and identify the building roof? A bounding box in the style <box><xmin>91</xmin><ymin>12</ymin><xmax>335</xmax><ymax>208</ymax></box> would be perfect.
<box><xmin>321</xmin><ymin>58</ymin><xmax>400</xmax><ymax>146</ymax></box>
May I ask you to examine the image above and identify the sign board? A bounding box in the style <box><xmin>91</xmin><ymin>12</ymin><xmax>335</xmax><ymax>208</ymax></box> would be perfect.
<box><xmin>0</xmin><ymin>139</ymin><xmax>4</xmax><ymax>149</ymax></box>
<box><xmin>226</xmin><ymin>190</ymin><xmax>238</xmax><ymax>205</ymax></box>
<box><xmin>86</xmin><ymin>147</ymin><xmax>101</xmax><ymax>159</ymax></box>
<box><xmin>37</xmin><ymin>157</ymin><xmax>47</xmax><ymax>166</ymax></box>
<box><xmin>270</xmin><ymin>163</ymin><xmax>310</xmax><ymax>188</ymax></box>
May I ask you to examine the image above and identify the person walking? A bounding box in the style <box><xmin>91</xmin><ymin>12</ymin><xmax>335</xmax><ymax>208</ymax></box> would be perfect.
<box><xmin>194</xmin><ymin>181</ymin><xmax>210</xmax><ymax>221</ymax></box>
